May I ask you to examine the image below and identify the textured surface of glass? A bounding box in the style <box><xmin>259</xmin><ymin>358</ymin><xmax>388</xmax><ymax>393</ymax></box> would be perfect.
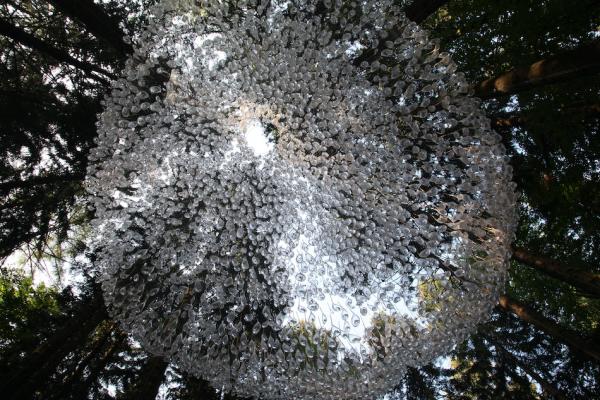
<box><xmin>86</xmin><ymin>1</ymin><xmax>517</xmax><ymax>398</ymax></box>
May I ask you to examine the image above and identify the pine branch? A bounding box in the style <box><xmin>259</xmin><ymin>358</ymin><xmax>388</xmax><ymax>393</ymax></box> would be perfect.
<box><xmin>44</xmin><ymin>0</ymin><xmax>132</xmax><ymax>57</ymax></box>
<box><xmin>0</xmin><ymin>16</ymin><xmax>116</xmax><ymax>82</ymax></box>
<box><xmin>491</xmin><ymin>114</ymin><xmax>527</xmax><ymax>129</ymax></box>
<box><xmin>2</xmin><ymin>290</ymin><xmax>108</xmax><ymax>399</ymax></box>
<box><xmin>51</xmin><ymin>322</ymin><xmax>117</xmax><ymax>399</ymax></box>
<box><xmin>491</xmin><ymin>103</ymin><xmax>600</xmax><ymax>129</ymax></box>
<box><xmin>482</xmin><ymin>333</ymin><xmax>567</xmax><ymax>400</ymax></box>
<box><xmin>122</xmin><ymin>356</ymin><xmax>169</xmax><ymax>400</ymax></box>
<box><xmin>0</xmin><ymin>173</ymin><xmax>85</xmax><ymax>192</ymax></box>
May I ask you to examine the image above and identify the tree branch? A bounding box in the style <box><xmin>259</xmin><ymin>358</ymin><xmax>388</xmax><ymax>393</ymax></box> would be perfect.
<box><xmin>484</xmin><ymin>335</ymin><xmax>567</xmax><ymax>400</ymax></box>
<box><xmin>492</xmin><ymin>115</ymin><xmax>527</xmax><ymax>129</ymax></box>
<box><xmin>122</xmin><ymin>356</ymin><xmax>169</xmax><ymax>400</ymax></box>
<box><xmin>474</xmin><ymin>40</ymin><xmax>600</xmax><ymax>99</ymax></box>
<box><xmin>491</xmin><ymin>103</ymin><xmax>600</xmax><ymax>129</ymax></box>
<box><xmin>3</xmin><ymin>291</ymin><xmax>108</xmax><ymax>400</ymax></box>
<box><xmin>44</xmin><ymin>0</ymin><xmax>132</xmax><ymax>57</ymax></box>
<box><xmin>0</xmin><ymin>17</ymin><xmax>115</xmax><ymax>82</ymax></box>
<box><xmin>0</xmin><ymin>173</ymin><xmax>85</xmax><ymax>192</ymax></box>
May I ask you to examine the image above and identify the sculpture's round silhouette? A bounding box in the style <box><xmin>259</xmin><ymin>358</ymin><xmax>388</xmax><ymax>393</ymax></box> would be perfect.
<box><xmin>86</xmin><ymin>1</ymin><xmax>517</xmax><ymax>398</ymax></box>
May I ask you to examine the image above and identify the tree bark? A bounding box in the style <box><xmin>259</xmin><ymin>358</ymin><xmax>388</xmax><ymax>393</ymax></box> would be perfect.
<box><xmin>45</xmin><ymin>0</ymin><xmax>132</xmax><ymax>57</ymax></box>
<box><xmin>492</xmin><ymin>115</ymin><xmax>527</xmax><ymax>129</ymax></box>
<box><xmin>3</xmin><ymin>291</ymin><xmax>108</xmax><ymax>400</ymax></box>
<box><xmin>491</xmin><ymin>104</ymin><xmax>600</xmax><ymax>129</ymax></box>
<box><xmin>498</xmin><ymin>295</ymin><xmax>600</xmax><ymax>362</ymax></box>
<box><xmin>474</xmin><ymin>40</ymin><xmax>600</xmax><ymax>99</ymax></box>
<box><xmin>0</xmin><ymin>17</ymin><xmax>115</xmax><ymax>82</ymax></box>
<box><xmin>122</xmin><ymin>356</ymin><xmax>169</xmax><ymax>400</ymax></box>
<box><xmin>512</xmin><ymin>246</ymin><xmax>600</xmax><ymax>298</ymax></box>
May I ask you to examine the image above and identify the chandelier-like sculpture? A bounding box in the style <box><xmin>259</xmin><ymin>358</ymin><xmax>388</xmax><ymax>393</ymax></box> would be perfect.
<box><xmin>86</xmin><ymin>0</ymin><xmax>516</xmax><ymax>398</ymax></box>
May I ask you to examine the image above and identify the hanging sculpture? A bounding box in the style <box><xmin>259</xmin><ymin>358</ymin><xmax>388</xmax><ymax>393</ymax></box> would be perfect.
<box><xmin>86</xmin><ymin>0</ymin><xmax>517</xmax><ymax>398</ymax></box>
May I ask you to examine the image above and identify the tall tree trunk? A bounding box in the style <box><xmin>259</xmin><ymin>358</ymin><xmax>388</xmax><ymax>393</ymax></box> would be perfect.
<box><xmin>474</xmin><ymin>40</ymin><xmax>600</xmax><ymax>99</ymax></box>
<box><xmin>122</xmin><ymin>356</ymin><xmax>169</xmax><ymax>400</ymax></box>
<box><xmin>492</xmin><ymin>115</ymin><xmax>526</xmax><ymax>129</ymax></box>
<box><xmin>512</xmin><ymin>246</ymin><xmax>600</xmax><ymax>298</ymax></box>
<box><xmin>44</xmin><ymin>0</ymin><xmax>132</xmax><ymax>57</ymax></box>
<box><xmin>3</xmin><ymin>291</ymin><xmax>108</xmax><ymax>400</ymax></box>
<box><xmin>0</xmin><ymin>17</ymin><xmax>115</xmax><ymax>82</ymax></box>
<box><xmin>498</xmin><ymin>295</ymin><xmax>600</xmax><ymax>362</ymax></box>
<box><xmin>492</xmin><ymin>103</ymin><xmax>600</xmax><ymax>129</ymax></box>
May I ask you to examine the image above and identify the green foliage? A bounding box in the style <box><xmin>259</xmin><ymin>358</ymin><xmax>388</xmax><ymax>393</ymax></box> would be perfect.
<box><xmin>0</xmin><ymin>272</ymin><xmax>60</xmax><ymax>350</ymax></box>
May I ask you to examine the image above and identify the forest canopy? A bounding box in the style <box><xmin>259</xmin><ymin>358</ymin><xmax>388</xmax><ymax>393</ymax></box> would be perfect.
<box><xmin>0</xmin><ymin>0</ymin><xmax>599</xmax><ymax>399</ymax></box>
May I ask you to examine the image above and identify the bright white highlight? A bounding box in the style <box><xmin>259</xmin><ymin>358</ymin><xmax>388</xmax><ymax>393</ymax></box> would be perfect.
<box><xmin>243</xmin><ymin>120</ymin><xmax>274</xmax><ymax>157</ymax></box>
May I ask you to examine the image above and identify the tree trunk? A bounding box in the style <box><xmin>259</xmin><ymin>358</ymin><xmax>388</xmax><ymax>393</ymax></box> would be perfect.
<box><xmin>512</xmin><ymin>246</ymin><xmax>600</xmax><ymax>298</ymax></box>
<box><xmin>3</xmin><ymin>291</ymin><xmax>108</xmax><ymax>400</ymax></box>
<box><xmin>492</xmin><ymin>103</ymin><xmax>600</xmax><ymax>129</ymax></box>
<box><xmin>474</xmin><ymin>40</ymin><xmax>600</xmax><ymax>99</ymax></box>
<box><xmin>0</xmin><ymin>17</ymin><xmax>115</xmax><ymax>82</ymax></box>
<box><xmin>498</xmin><ymin>295</ymin><xmax>600</xmax><ymax>362</ymax></box>
<box><xmin>122</xmin><ymin>356</ymin><xmax>169</xmax><ymax>400</ymax></box>
<box><xmin>45</xmin><ymin>0</ymin><xmax>132</xmax><ymax>57</ymax></box>
<box><xmin>491</xmin><ymin>115</ymin><xmax>527</xmax><ymax>129</ymax></box>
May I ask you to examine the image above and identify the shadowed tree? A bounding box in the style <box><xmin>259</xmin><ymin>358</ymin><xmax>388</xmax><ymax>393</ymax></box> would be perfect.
<box><xmin>121</xmin><ymin>356</ymin><xmax>169</xmax><ymax>400</ymax></box>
